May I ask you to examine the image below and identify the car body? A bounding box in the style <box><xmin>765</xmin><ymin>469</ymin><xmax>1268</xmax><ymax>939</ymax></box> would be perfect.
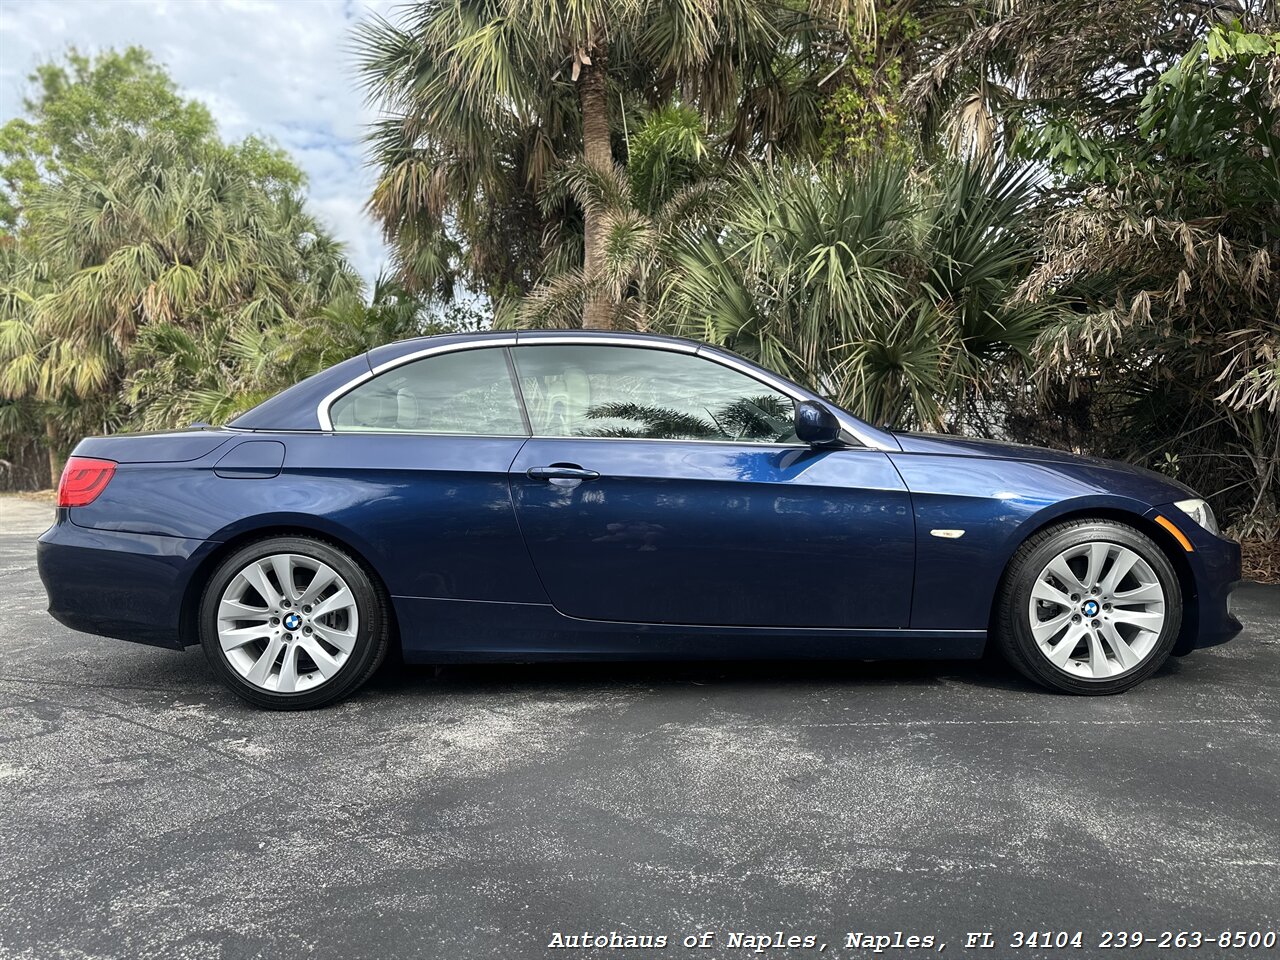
<box><xmin>37</xmin><ymin>330</ymin><xmax>1242</xmax><ymax>706</ymax></box>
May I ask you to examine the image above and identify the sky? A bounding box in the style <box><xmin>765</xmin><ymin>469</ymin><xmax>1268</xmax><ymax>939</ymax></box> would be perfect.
<box><xmin>0</xmin><ymin>0</ymin><xmax>397</xmax><ymax>282</ymax></box>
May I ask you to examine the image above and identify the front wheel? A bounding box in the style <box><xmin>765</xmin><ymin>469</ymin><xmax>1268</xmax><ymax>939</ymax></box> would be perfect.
<box><xmin>199</xmin><ymin>536</ymin><xmax>390</xmax><ymax>710</ymax></box>
<box><xmin>994</xmin><ymin>519</ymin><xmax>1182</xmax><ymax>695</ymax></box>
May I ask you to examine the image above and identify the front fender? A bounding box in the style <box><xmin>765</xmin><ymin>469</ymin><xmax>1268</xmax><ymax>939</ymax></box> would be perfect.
<box><xmin>890</xmin><ymin>452</ymin><xmax>1163</xmax><ymax>630</ymax></box>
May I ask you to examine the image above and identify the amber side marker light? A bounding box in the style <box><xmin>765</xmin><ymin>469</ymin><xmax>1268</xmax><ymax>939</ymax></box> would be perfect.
<box><xmin>1154</xmin><ymin>514</ymin><xmax>1194</xmax><ymax>552</ymax></box>
<box><xmin>57</xmin><ymin>456</ymin><xmax>117</xmax><ymax>508</ymax></box>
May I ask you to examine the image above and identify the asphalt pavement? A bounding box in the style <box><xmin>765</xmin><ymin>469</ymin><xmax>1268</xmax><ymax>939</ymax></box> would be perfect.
<box><xmin>1</xmin><ymin>496</ymin><xmax>1277</xmax><ymax>960</ymax></box>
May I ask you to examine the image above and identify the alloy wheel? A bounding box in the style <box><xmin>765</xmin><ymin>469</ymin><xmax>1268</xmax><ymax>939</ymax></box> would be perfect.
<box><xmin>216</xmin><ymin>553</ymin><xmax>360</xmax><ymax>693</ymax></box>
<box><xmin>1027</xmin><ymin>541</ymin><xmax>1167</xmax><ymax>679</ymax></box>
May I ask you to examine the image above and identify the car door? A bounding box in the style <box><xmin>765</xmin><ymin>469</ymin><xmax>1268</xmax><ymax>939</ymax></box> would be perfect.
<box><xmin>318</xmin><ymin>344</ymin><xmax>543</xmax><ymax>604</ymax></box>
<box><xmin>507</xmin><ymin>343</ymin><xmax>915</xmax><ymax>628</ymax></box>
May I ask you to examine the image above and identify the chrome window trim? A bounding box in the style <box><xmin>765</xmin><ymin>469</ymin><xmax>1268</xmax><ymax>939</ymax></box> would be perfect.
<box><xmin>308</xmin><ymin>435</ymin><xmax>808</xmax><ymax>453</ymax></box>
<box><xmin>505</xmin><ymin>334</ymin><xmax>700</xmax><ymax>358</ymax></box>
<box><xmin>371</xmin><ymin>336</ymin><xmax>526</xmax><ymax>374</ymax></box>
<box><xmin>315</xmin><ymin>335</ymin><xmax>891</xmax><ymax>450</ymax></box>
<box><xmin>526</xmin><ymin>436</ymin><xmax>810</xmax><ymax>449</ymax></box>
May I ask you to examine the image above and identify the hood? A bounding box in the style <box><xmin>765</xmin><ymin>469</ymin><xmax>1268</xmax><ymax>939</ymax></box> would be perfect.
<box><xmin>893</xmin><ymin>431</ymin><xmax>1198</xmax><ymax>497</ymax></box>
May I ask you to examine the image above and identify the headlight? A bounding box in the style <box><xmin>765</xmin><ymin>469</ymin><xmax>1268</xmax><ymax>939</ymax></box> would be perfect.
<box><xmin>1174</xmin><ymin>498</ymin><xmax>1218</xmax><ymax>535</ymax></box>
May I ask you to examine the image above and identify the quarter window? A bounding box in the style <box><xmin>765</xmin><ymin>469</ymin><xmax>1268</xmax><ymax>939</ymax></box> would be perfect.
<box><xmin>512</xmin><ymin>345</ymin><xmax>797</xmax><ymax>443</ymax></box>
<box><xmin>330</xmin><ymin>348</ymin><xmax>526</xmax><ymax>435</ymax></box>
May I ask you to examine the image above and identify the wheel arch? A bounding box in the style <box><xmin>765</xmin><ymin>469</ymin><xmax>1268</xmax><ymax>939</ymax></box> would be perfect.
<box><xmin>178</xmin><ymin>522</ymin><xmax>400</xmax><ymax>649</ymax></box>
<box><xmin>986</xmin><ymin>505</ymin><xmax>1197</xmax><ymax>655</ymax></box>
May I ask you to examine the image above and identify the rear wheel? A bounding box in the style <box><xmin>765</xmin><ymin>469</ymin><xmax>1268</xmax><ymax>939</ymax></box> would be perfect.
<box><xmin>994</xmin><ymin>519</ymin><xmax>1182</xmax><ymax>694</ymax></box>
<box><xmin>199</xmin><ymin>536</ymin><xmax>390</xmax><ymax>710</ymax></box>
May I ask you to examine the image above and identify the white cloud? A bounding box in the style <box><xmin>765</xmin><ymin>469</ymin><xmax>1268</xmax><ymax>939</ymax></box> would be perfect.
<box><xmin>0</xmin><ymin>0</ymin><xmax>397</xmax><ymax>283</ymax></box>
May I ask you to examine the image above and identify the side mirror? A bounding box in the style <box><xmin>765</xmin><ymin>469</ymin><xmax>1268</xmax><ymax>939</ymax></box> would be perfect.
<box><xmin>794</xmin><ymin>400</ymin><xmax>843</xmax><ymax>447</ymax></box>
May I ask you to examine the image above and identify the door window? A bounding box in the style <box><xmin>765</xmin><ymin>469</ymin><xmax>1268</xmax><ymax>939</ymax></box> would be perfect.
<box><xmin>512</xmin><ymin>345</ymin><xmax>796</xmax><ymax>442</ymax></box>
<box><xmin>330</xmin><ymin>348</ymin><xmax>526</xmax><ymax>435</ymax></box>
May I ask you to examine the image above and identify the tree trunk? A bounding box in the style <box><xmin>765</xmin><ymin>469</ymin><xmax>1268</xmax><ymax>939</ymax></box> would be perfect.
<box><xmin>578</xmin><ymin>44</ymin><xmax>614</xmax><ymax>330</ymax></box>
<box><xmin>45</xmin><ymin>416</ymin><xmax>63</xmax><ymax>489</ymax></box>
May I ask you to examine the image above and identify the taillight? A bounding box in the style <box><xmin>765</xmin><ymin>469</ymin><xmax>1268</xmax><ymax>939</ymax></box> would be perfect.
<box><xmin>57</xmin><ymin>456</ymin><xmax>117</xmax><ymax>507</ymax></box>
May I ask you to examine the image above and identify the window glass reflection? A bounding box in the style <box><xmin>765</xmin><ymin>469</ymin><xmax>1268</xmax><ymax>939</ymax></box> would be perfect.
<box><xmin>513</xmin><ymin>345</ymin><xmax>796</xmax><ymax>443</ymax></box>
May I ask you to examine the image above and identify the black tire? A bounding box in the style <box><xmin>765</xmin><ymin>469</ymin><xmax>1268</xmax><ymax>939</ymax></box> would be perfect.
<box><xmin>199</xmin><ymin>536</ymin><xmax>391</xmax><ymax>710</ymax></box>
<box><xmin>993</xmin><ymin>519</ymin><xmax>1182</xmax><ymax>695</ymax></box>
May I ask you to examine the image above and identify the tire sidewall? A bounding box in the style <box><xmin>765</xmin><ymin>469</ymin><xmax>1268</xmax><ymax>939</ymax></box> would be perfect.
<box><xmin>199</xmin><ymin>536</ymin><xmax>385</xmax><ymax>709</ymax></box>
<box><xmin>1005</xmin><ymin>522</ymin><xmax>1183</xmax><ymax>694</ymax></box>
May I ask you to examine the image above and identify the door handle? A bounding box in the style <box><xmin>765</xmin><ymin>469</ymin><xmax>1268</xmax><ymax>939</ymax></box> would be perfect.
<box><xmin>527</xmin><ymin>465</ymin><xmax>600</xmax><ymax>482</ymax></box>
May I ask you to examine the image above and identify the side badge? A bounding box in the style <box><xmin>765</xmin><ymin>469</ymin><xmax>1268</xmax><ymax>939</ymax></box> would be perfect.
<box><xmin>930</xmin><ymin>529</ymin><xmax>965</xmax><ymax>539</ymax></box>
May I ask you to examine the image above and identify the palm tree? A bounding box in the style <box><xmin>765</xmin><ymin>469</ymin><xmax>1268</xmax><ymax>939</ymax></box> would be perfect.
<box><xmin>267</xmin><ymin>275</ymin><xmax>449</xmax><ymax>381</ymax></box>
<box><xmin>123</xmin><ymin>318</ymin><xmax>272</xmax><ymax>431</ymax></box>
<box><xmin>655</xmin><ymin>160</ymin><xmax>1065</xmax><ymax>432</ymax></box>
<box><xmin>124</xmin><ymin>276</ymin><xmax>484</xmax><ymax>433</ymax></box>
<box><xmin>354</xmin><ymin>0</ymin><xmax>871</xmax><ymax>328</ymax></box>
<box><xmin>0</xmin><ymin>246</ymin><xmax>95</xmax><ymax>485</ymax></box>
<box><xmin>0</xmin><ymin>134</ymin><xmax>359</xmax><ymax>482</ymax></box>
<box><xmin>29</xmin><ymin>136</ymin><xmax>357</xmax><ymax>351</ymax></box>
<box><xmin>515</xmin><ymin>103</ymin><xmax>720</xmax><ymax>329</ymax></box>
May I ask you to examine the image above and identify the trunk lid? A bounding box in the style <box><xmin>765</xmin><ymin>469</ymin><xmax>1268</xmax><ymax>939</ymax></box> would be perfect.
<box><xmin>73</xmin><ymin>428</ymin><xmax>237</xmax><ymax>464</ymax></box>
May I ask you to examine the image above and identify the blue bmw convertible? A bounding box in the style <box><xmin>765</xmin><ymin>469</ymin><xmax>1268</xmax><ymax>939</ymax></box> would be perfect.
<box><xmin>38</xmin><ymin>331</ymin><xmax>1241</xmax><ymax>708</ymax></box>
